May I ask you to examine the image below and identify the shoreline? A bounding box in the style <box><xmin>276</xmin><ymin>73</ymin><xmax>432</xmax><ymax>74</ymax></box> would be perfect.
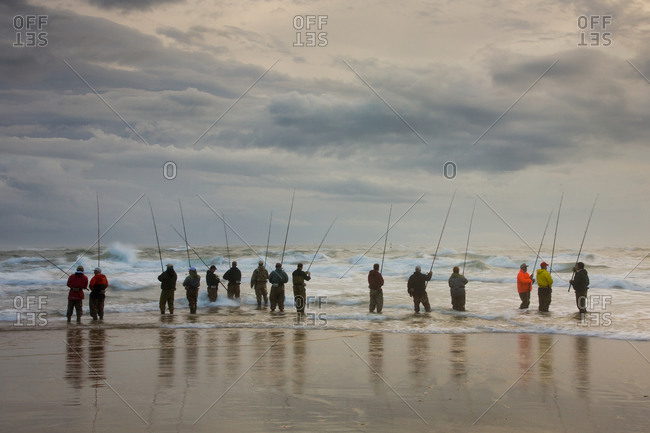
<box><xmin>1</xmin><ymin>327</ymin><xmax>648</xmax><ymax>432</ymax></box>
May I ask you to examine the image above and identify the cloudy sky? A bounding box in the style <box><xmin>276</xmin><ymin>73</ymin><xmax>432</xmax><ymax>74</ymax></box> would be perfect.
<box><xmin>1</xmin><ymin>0</ymin><xmax>649</xmax><ymax>251</ymax></box>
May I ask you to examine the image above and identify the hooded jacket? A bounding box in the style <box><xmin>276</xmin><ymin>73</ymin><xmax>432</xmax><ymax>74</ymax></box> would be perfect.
<box><xmin>536</xmin><ymin>268</ymin><xmax>553</xmax><ymax>289</ymax></box>
<box><xmin>517</xmin><ymin>270</ymin><xmax>533</xmax><ymax>293</ymax></box>
<box><xmin>158</xmin><ymin>268</ymin><xmax>177</xmax><ymax>291</ymax></box>
<box><xmin>448</xmin><ymin>272</ymin><xmax>468</xmax><ymax>297</ymax></box>
<box><xmin>67</xmin><ymin>273</ymin><xmax>88</xmax><ymax>301</ymax></box>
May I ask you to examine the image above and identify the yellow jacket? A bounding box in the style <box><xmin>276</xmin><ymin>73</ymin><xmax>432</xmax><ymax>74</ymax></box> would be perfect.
<box><xmin>536</xmin><ymin>268</ymin><xmax>553</xmax><ymax>288</ymax></box>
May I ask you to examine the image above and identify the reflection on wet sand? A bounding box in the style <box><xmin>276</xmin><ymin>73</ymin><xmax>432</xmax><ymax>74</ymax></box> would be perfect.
<box><xmin>64</xmin><ymin>327</ymin><xmax>84</xmax><ymax>406</ymax></box>
<box><xmin>575</xmin><ymin>336</ymin><xmax>590</xmax><ymax>396</ymax></box>
<box><xmin>537</xmin><ymin>335</ymin><xmax>554</xmax><ymax>387</ymax></box>
<box><xmin>408</xmin><ymin>333</ymin><xmax>430</xmax><ymax>383</ymax></box>
<box><xmin>292</xmin><ymin>330</ymin><xmax>307</xmax><ymax>394</ymax></box>
<box><xmin>518</xmin><ymin>334</ymin><xmax>532</xmax><ymax>387</ymax></box>
<box><xmin>449</xmin><ymin>334</ymin><xmax>467</xmax><ymax>381</ymax></box>
<box><xmin>269</xmin><ymin>330</ymin><xmax>286</xmax><ymax>390</ymax></box>
<box><xmin>368</xmin><ymin>332</ymin><xmax>384</xmax><ymax>393</ymax></box>
<box><xmin>88</xmin><ymin>327</ymin><xmax>106</xmax><ymax>388</ymax></box>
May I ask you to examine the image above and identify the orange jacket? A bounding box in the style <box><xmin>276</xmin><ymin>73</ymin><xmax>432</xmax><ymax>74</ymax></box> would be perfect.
<box><xmin>517</xmin><ymin>270</ymin><xmax>532</xmax><ymax>293</ymax></box>
<box><xmin>89</xmin><ymin>274</ymin><xmax>108</xmax><ymax>292</ymax></box>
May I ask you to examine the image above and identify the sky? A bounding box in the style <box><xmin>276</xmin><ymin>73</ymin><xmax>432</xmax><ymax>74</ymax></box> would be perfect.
<box><xmin>1</xmin><ymin>0</ymin><xmax>649</xmax><ymax>252</ymax></box>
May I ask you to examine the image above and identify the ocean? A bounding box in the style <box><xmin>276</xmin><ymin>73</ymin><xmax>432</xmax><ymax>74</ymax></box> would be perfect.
<box><xmin>1</xmin><ymin>243</ymin><xmax>649</xmax><ymax>340</ymax></box>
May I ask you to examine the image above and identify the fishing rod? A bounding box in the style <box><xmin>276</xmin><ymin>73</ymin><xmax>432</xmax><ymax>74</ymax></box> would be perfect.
<box><xmin>147</xmin><ymin>197</ymin><xmax>164</xmax><ymax>272</ymax></box>
<box><xmin>568</xmin><ymin>194</ymin><xmax>599</xmax><ymax>292</ymax></box>
<box><xmin>476</xmin><ymin>193</ymin><xmax>564</xmax><ymax>282</ymax></box>
<box><xmin>264</xmin><ymin>211</ymin><xmax>272</xmax><ymax>268</ymax></box>
<box><xmin>307</xmin><ymin>216</ymin><xmax>338</xmax><ymax>273</ymax></box>
<box><xmin>36</xmin><ymin>252</ymin><xmax>71</xmax><ymax>276</ymax></box>
<box><xmin>96</xmin><ymin>192</ymin><xmax>100</xmax><ymax>268</ymax></box>
<box><xmin>196</xmin><ymin>194</ymin><xmax>266</xmax><ymax>266</ymax></box>
<box><xmin>339</xmin><ymin>193</ymin><xmax>425</xmax><ymax>278</ymax></box>
<box><xmin>549</xmin><ymin>193</ymin><xmax>563</xmax><ymax>274</ymax></box>
<box><xmin>462</xmin><ymin>199</ymin><xmax>477</xmax><ymax>275</ymax></box>
<box><xmin>280</xmin><ymin>189</ymin><xmax>296</xmax><ymax>266</ymax></box>
<box><xmin>531</xmin><ymin>208</ymin><xmax>554</xmax><ymax>277</ymax></box>
<box><xmin>380</xmin><ymin>205</ymin><xmax>392</xmax><ymax>274</ymax></box>
<box><xmin>179</xmin><ymin>200</ymin><xmax>191</xmax><ymax>269</ymax></box>
<box><xmin>170</xmin><ymin>225</ymin><xmax>228</xmax><ymax>290</ymax></box>
<box><xmin>624</xmin><ymin>252</ymin><xmax>650</xmax><ymax>279</ymax></box>
<box><xmin>429</xmin><ymin>190</ymin><xmax>456</xmax><ymax>274</ymax></box>
<box><xmin>223</xmin><ymin>215</ymin><xmax>231</xmax><ymax>267</ymax></box>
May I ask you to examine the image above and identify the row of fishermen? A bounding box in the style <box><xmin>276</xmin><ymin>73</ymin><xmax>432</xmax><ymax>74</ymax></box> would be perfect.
<box><xmin>65</xmin><ymin>259</ymin><xmax>590</xmax><ymax>322</ymax></box>
<box><xmin>157</xmin><ymin>261</ymin><xmax>311</xmax><ymax>314</ymax></box>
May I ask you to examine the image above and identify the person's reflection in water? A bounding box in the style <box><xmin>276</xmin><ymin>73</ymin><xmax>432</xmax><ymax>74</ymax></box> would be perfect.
<box><xmin>368</xmin><ymin>332</ymin><xmax>385</xmax><ymax>394</ymax></box>
<box><xmin>158</xmin><ymin>327</ymin><xmax>176</xmax><ymax>386</ymax></box>
<box><xmin>269</xmin><ymin>330</ymin><xmax>286</xmax><ymax>390</ymax></box>
<box><xmin>226</xmin><ymin>329</ymin><xmax>242</xmax><ymax>377</ymax></box>
<box><xmin>537</xmin><ymin>335</ymin><xmax>554</xmax><ymax>388</ymax></box>
<box><xmin>408</xmin><ymin>333</ymin><xmax>430</xmax><ymax>384</ymax></box>
<box><xmin>292</xmin><ymin>329</ymin><xmax>307</xmax><ymax>395</ymax></box>
<box><xmin>205</xmin><ymin>329</ymin><xmax>219</xmax><ymax>378</ymax></box>
<box><xmin>87</xmin><ymin>327</ymin><xmax>106</xmax><ymax>388</ymax></box>
<box><xmin>64</xmin><ymin>327</ymin><xmax>84</xmax><ymax>406</ymax></box>
<box><xmin>184</xmin><ymin>328</ymin><xmax>200</xmax><ymax>379</ymax></box>
<box><xmin>574</xmin><ymin>336</ymin><xmax>590</xmax><ymax>397</ymax></box>
<box><xmin>517</xmin><ymin>334</ymin><xmax>532</xmax><ymax>387</ymax></box>
<box><xmin>449</xmin><ymin>334</ymin><xmax>467</xmax><ymax>383</ymax></box>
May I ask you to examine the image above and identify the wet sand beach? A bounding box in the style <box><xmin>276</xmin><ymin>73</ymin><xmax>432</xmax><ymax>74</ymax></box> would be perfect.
<box><xmin>1</xmin><ymin>325</ymin><xmax>648</xmax><ymax>433</ymax></box>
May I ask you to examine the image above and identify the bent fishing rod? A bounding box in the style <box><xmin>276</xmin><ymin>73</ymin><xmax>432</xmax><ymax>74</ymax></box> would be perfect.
<box><xmin>170</xmin><ymin>225</ymin><xmax>228</xmax><ymax>290</ymax></box>
<box><xmin>568</xmin><ymin>194</ymin><xmax>598</xmax><ymax>292</ymax></box>
<box><xmin>147</xmin><ymin>197</ymin><xmax>164</xmax><ymax>272</ymax></box>
<box><xmin>462</xmin><ymin>199</ymin><xmax>476</xmax><ymax>275</ymax></box>
<box><xmin>424</xmin><ymin>190</ymin><xmax>456</xmax><ymax>287</ymax></box>
<box><xmin>380</xmin><ymin>205</ymin><xmax>392</xmax><ymax>274</ymax></box>
<box><xmin>531</xmin><ymin>208</ymin><xmax>554</xmax><ymax>277</ymax></box>
<box><xmin>307</xmin><ymin>216</ymin><xmax>338</xmax><ymax>273</ymax></box>
<box><xmin>549</xmin><ymin>192</ymin><xmax>563</xmax><ymax>274</ymax></box>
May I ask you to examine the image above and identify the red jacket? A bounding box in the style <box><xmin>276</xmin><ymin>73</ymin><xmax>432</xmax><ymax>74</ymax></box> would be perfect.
<box><xmin>517</xmin><ymin>270</ymin><xmax>532</xmax><ymax>294</ymax></box>
<box><xmin>67</xmin><ymin>273</ymin><xmax>88</xmax><ymax>300</ymax></box>
<box><xmin>368</xmin><ymin>269</ymin><xmax>384</xmax><ymax>290</ymax></box>
<box><xmin>89</xmin><ymin>274</ymin><xmax>108</xmax><ymax>293</ymax></box>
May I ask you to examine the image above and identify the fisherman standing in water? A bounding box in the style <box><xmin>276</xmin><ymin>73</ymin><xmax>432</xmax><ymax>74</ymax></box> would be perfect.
<box><xmin>570</xmin><ymin>262</ymin><xmax>590</xmax><ymax>314</ymax></box>
<box><xmin>407</xmin><ymin>265</ymin><xmax>433</xmax><ymax>313</ymax></box>
<box><xmin>66</xmin><ymin>265</ymin><xmax>88</xmax><ymax>323</ymax></box>
<box><xmin>250</xmin><ymin>260</ymin><xmax>269</xmax><ymax>309</ymax></box>
<box><xmin>223</xmin><ymin>261</ymin><xmax>242</xmax><ymax>300</ymax></box>
<box><xmin>183</xmin><ymin>266</ymin><xmax>200</xmax><ymax>314</ymax></box>
<box><xmin>268</xmin><ymin>263</ymin><xmax>289</xmax><ymax>312</ymax></box>
<box><xmin>448</xmin><ymin>266</ymin><xmax>468</xmax><ymax>311</ymax></box>
<box><xmin>292</xmin><ymin>263</ymin><xmax>311</xmax><ymax>314</ymax></box>
<box><xmin>158</xmin><ymin>263</ymin><xmax>177</xmax><ymax>314</ymax></box>
<box><xmin>206</xmin><ymin>265</ymin><xmax>220</xmax><ymax>302</ymax></box>
<box><xmin>368</xmin><ymin>263</ymin><xmax>384</xmax><ymax>313</ymax></box>
<box><xmin>517</xmin><ymin>263</ymin><xmax>534</xmax><ymax>309</ymax></box>
<box><xmin>89</xmin><ymin>267</ymin><xmax>108</xmax><ymax>320</ymax></box>
<box><xmin>536</xmin><ymin>261</ymin><xmax>553</xmax><ymax>312</ymax></box>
